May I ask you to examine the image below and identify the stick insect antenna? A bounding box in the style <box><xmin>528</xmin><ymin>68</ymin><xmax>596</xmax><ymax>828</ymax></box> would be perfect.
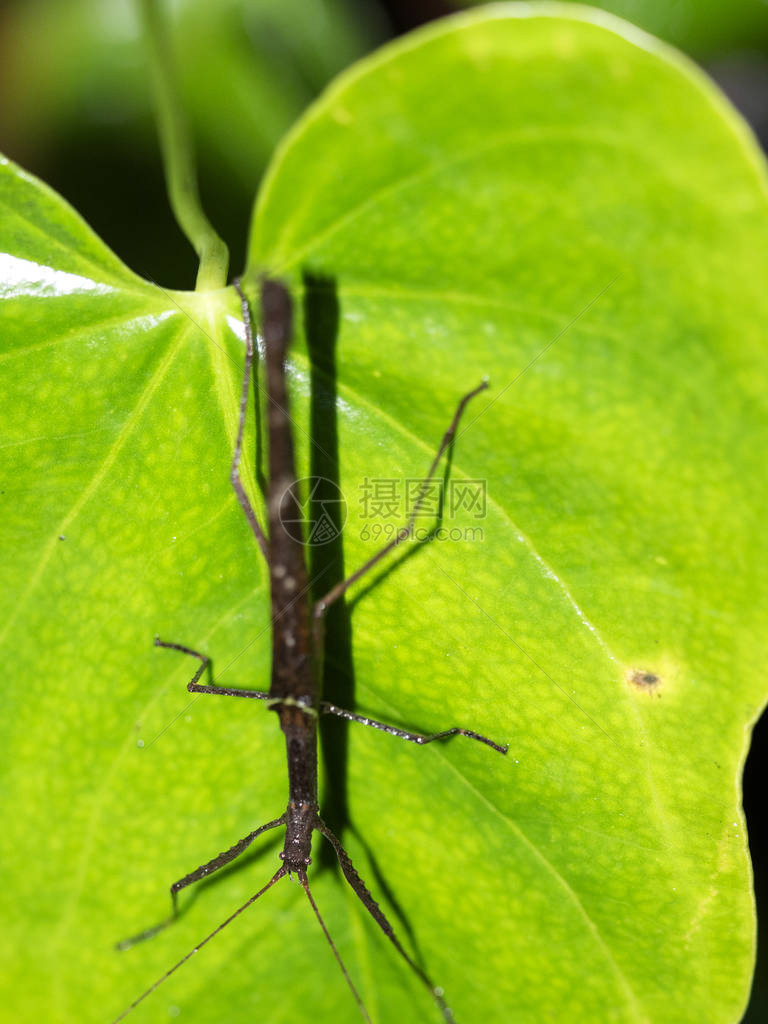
<box><xmin>299</xmin><ymin>871</ymin><xmax>373</xmax><ymax>1024</ymax></box>
<box><xmin>110</xmin><ymin>867</ymin><xmax>286</xmax><ymax>1024</ymax></box>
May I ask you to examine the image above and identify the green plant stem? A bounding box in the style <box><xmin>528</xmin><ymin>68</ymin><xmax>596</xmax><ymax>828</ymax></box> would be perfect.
<box><xmin>139</xmin><ymin>0</ymin><xmax>229</xmax><ymax>290</ymax></box>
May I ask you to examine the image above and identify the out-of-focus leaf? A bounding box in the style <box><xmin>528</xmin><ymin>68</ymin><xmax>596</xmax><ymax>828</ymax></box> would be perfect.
<box><xmin>454</xmin><ymin>0</ymin><xmax>768</xmax><ymax>57</ymax></box>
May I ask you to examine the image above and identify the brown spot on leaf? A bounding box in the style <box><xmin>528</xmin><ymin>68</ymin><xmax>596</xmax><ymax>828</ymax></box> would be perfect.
<box><xmin>627</xmin><ymin>669</ymin><xmax>661</xmax><ymax>694</ymax></box>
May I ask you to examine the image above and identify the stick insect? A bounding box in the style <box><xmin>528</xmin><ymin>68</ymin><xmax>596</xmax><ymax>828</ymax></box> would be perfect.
<box><xmin>113</xmin><ymin>278</ymin><xmax>508</xmax><ymax>1024</ymax></box>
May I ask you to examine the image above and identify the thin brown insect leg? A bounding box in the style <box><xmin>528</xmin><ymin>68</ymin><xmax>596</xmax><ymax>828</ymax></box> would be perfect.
<box><xmin>317</xmin><ymin>820</ymin><xmax>455</xmax><ymax>1024</ymax></box>
<box><xmin>318</xmin><ymin>702</ymin><xmax>508</xmax><ymax>755</ymax></box>
<box><xmin>116</xmin><ymin>816</ymin><xmax>286</xmax><ymax>951</ymax></box>
<box><xmin>232</xmin><ymin>278</ymin><xmax>269</xmax><ymax>562</ymax></box>
<box><xmin>188</xmin><ymin>682</ymin><xmax>271</xmax><ymax>699</ymax></box>
<box><xmin>155</xmin><ymin>635</ymin><xmax>270</xmax><ymax>699</ymax></box>
<box><xmin>313</xmin><ymin>380</ymin><xmax>488</xmax><ymax>618</ymax></box>
<box><xmin>169</xmin><ymin>816</ymin><xmax>286</xmax><ymax>911</ymax></box>
<box><xmin>154</xmin><ymin>636</ymin><xmax>210</xmax><ymax>686</ymax></box>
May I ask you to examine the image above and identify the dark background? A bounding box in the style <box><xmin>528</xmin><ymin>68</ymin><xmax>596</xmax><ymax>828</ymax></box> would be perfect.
<box><xmin>0</xmin><ymin>0</ymin><xmax>765</xmax><ymax>1018</ymax></box>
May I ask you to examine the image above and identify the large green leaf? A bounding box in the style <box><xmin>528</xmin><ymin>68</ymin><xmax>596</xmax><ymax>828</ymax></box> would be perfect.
<box><xmin>2</xmin><ymin>5</ymin><xmax>767</xmax><ymax>1024</ymax></box>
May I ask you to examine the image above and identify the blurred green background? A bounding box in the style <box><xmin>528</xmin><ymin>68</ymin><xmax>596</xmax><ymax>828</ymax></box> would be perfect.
<box><xmin>1</xmin><ymin>1</ymin><xmax>766</xmax><ymax>1019</ymax></box>
<box><xmin>2</xmin><ymin>0</ymin><xmax>766</xmax><ymax>289</ymax></box>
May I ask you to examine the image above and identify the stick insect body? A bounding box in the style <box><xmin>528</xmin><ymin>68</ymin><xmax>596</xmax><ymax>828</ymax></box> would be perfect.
<box><xmin>113</xmin><ymin>278</ymin><xmax>507</xmax><ymax>1024</ymax></box>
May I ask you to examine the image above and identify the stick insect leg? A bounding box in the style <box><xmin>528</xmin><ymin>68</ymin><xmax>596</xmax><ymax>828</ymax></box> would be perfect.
<box><xmin>319</xmin><ymin>702</ymin><xmax>508</xmax><ymax>755</ymax></box>
<box><xmin>313</xmin><ymin>379</ymin><xmax>488</xmax><ymax>623</ymax></box>
<box><xmin>169</xmin><ymin>815</ymin><xmax>286</xmax><ymax>912</ymax></box>
<box><xmin>189</xmin><ymin>682</ymin><xmax>271</xmax><ymax>700</ymax></box>
<box><xmin>154</xmin><ymin>636</ymin><xmax>270</xmax><ymax>700</ymax></box>
<box><xmin>231</xmin><ymin>278</ymin><xmax>269</xmax><ymax>563</ymax></box>
<box><xmin>116</xmin><ymin>816</ymin><xmax>286</xmax><ymax>951</ymax></box>
<box><xmin>154</xmin><ymin>636</ymin><xmax>209</xmax><ymax>685</ymax></box>
<box><xmin>317</xmin><ymin>819</ymin><xmax>455</xmax><ymax>1024</ymax></box>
